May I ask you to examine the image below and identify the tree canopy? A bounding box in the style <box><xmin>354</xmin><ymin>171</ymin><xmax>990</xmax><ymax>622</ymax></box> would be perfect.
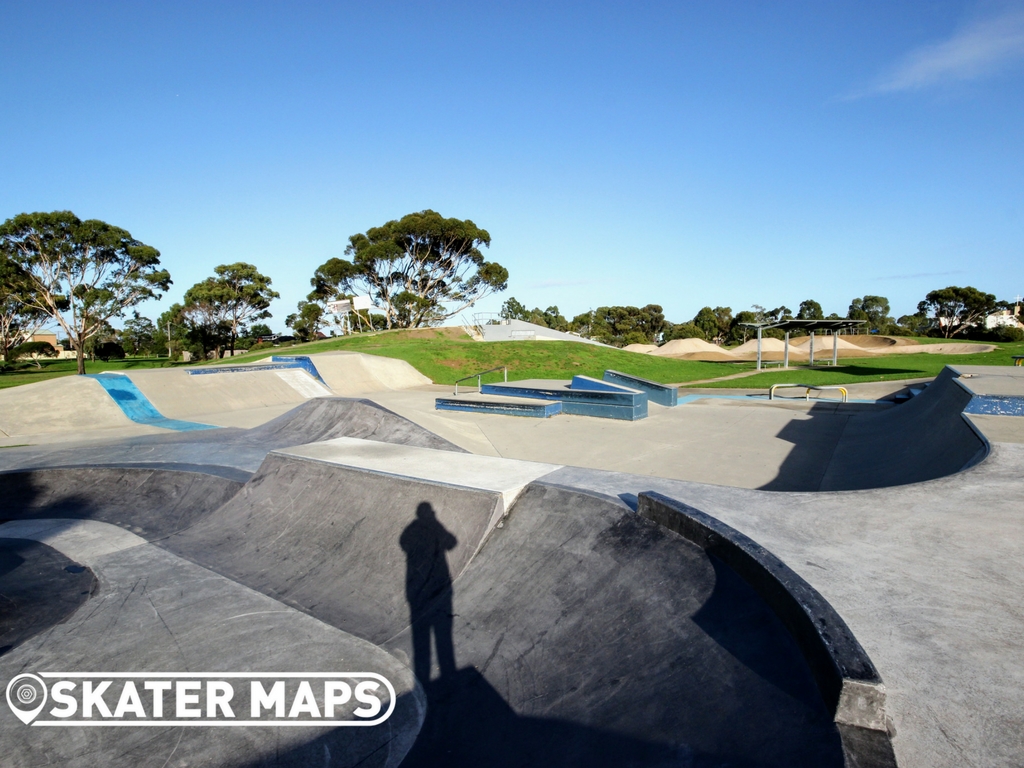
<box><xmin>183</xmin><ymin>263</ymin><xmax>279</xmax><ymax>354</ymax></box>
<box><xmin>0</xmin><ymin>211</ymin><xmax>170</xmax><ymax>373</ymax></box>
<box><xmin>918</xmin><ymin>286</ymin><xmax>998</xmax><ymax>338</ymax></box>
<box><xmin>312</xmin><ymin>210</ymin><xmax>508</xmax><ymax>329</ymax></box>
<box><xmin>584</xmin><ymin>305</ymin><xmax>666</xmax><ymax>346</ymax></box>
<box><xmin>848</xmin><ymin>295</ymin><xmax>891</xmax><ymax>331</ymax></box>
<box><xmin>796</xmin><ymin>299</ymin><xmax>824</xmax><ymax>321</ymax></box>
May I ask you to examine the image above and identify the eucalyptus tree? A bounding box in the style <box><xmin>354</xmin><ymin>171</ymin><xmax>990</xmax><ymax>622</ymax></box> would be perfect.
<box><xmin>183</xmin><ymin>263</ymin><xmax>279</xmax><ymax>355</ymax></box>
<box><xmin>918</xmin><ymin>286</ymin><xmax>998</xmax><ymax>338</ymax></box>
<box><xmin>311</xmin><ymin>210</ymin><xmax>508</xmax><ymax>329</ymax></box>
<box><xmin>0</xmin><ymin>251</ymin><xmax>48</xmax><ymax>361</ymax></box>
<box><xmin>0</xmin><ymin>211</ymin><xmax>170</xmax><ymax>374</ymax></box>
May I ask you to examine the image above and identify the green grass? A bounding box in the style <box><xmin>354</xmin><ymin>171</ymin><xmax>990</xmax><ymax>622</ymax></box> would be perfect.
<box><xmin>0</xmin><ymin>357</ymin><xmax>173</xmax><ymax>390</ymax></box>
<box><xmin>4</xmin><ymin>330</ymin><xmax>1020</xmax><ymax>391</ymax></box>
<box><xmin>687</xmin><ymin>342</ymin><xmax>1024</xmax><ymax>389</ymax></box>
<box><xmin>203</xmin><ymin>329</ymin><xmax>751</xmax><ymax>385</ymax></box>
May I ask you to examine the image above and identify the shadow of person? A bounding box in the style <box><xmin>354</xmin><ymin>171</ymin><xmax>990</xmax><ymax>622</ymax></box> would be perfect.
<box><xmin>399</xmin><ymin>501</ymin><xmax>458</xmax><ymax>685</ymax></box>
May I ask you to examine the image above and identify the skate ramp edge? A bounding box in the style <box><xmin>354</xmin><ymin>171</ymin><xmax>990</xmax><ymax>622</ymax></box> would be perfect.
<box><xmin>818</xmin><ymin>366</ymin><xmax>990</xmax><ymax>491</ymax></box>
<box><xmin>637</xmin><ymin>491</ymin><xmax>897</xmax><ymax>768</ymax></box>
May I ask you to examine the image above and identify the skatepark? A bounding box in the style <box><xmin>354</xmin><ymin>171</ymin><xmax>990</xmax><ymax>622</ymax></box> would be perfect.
<box><xmin>2</xmin><ymin>351</ymin><xmax>1023</xmax><ymax>767</ymax></box>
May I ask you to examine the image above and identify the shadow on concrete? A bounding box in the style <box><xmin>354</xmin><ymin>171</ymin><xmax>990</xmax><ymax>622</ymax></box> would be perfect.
<box><xmin>0</xmin><ymin>467</ymin><xmax>242</xmax><ymax>538</ymax></box>
<box><xmin>400</xmin><ymin>501</ymin><xmax>458</xmax><ymax>684</ymax></box>
<box><xmin>0</xmin><ymin>538</ymin><xmax>96</xmax><ymax>658</ymax></box>
<box><xmin>391</xmin><ymin>496</ymin><xmax>844</xmax><ymax>768</ymax></box>
<box><xmin>758</xmin><ymin>403</ymin><xmax>850</xmax><ymax>492</ymax></box>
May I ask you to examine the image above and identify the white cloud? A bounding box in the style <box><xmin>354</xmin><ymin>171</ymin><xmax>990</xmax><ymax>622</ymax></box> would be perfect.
<box><xmin>852</xmin><ymin>7</ymin><xmax>1024</xmax><ymax>97</ymax></box>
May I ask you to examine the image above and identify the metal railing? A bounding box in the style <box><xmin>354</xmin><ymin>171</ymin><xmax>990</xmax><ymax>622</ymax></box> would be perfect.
<box><xmin>454</xmin><ymin>366</ymin><xmax>507</xmax><ymax>395</ymax></box>
<box><xmin>769</xmin><ymin>383</ymin><xmax>848</xmax><ymax>403</ymax></box>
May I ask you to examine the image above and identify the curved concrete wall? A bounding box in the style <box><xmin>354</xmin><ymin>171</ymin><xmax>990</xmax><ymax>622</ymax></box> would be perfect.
<box><xmin>819</xmin><ymin>367</ymin><xmax>987</xmax><ymax>491</ymax></box>
<box><xmin>0</xmin><ymin>466</ymin><xmax>244</xmax><ymax>538</ymax></box>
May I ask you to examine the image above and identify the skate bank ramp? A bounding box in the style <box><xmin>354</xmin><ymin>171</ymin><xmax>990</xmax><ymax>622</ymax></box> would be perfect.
<box><xmin>816</xmin><ymin>366</ymin><xmax>989</xmax><ymax>491</ymax></box>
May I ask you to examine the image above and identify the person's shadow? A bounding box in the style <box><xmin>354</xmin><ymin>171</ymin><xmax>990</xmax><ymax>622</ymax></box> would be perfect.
<box><xmin>399</xmin><ymin>501</ymin><xmax>458</xmax><ymax>685</ymax></box>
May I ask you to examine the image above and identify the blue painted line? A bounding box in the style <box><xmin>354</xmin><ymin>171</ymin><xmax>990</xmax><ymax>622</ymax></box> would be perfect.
<box><xmin>87</xmin><ymin>374</ymin><xmax>218</xmax><ymax>431</ymax></box>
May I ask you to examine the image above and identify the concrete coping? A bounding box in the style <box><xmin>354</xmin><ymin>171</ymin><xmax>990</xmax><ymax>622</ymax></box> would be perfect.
<box><xmin>636</xmin><ymin>491</ymin><xmax>897</xmax><ymax>768</ymax></box>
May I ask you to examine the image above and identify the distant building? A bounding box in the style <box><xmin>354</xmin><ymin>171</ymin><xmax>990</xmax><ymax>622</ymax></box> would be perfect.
<box><xmin>985</xmin><ymin>307</ymin><xmax>1023</xmax><ymax>330</ymax></box>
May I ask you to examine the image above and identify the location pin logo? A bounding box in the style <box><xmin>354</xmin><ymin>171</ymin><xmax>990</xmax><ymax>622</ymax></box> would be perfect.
<box><xmin>6</xmin><ymin>674</ymin><xmax>48</xmax><ymax>725</ymax></box>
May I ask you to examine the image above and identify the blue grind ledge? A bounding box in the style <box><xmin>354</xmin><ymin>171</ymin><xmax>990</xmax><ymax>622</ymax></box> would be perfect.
<box><xmin>601</xmin><ymin>370</ymin><xmax>679</xmax><ymax>407</ymax></box>
<box><xmin>185</xmin><ymin>355</ymin><xmax>328</xmax><ymax>386</ymax></box>
<box><xmin>482</xmin><ymin>380</ymin><xmax>648</xmax><ymax>421</ymax></box>
<box><xmin>435</xmin><ymin>397</ymin><xmax>562</xmax><ymax>418</ymax></box>
<box><xmin>87</xmin><ymin>374</ymin><xmax>218</xmax><ymax>432</ymax></box>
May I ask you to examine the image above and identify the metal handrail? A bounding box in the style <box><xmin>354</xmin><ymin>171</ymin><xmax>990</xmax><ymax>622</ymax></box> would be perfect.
<box><xmin>454</xmin><ymin>366</ymin><xmax>507</xmax><ymax>395</ymax></box>
<box><xmin>769</xmin><ymin>383</ymin><xmax>848</xmax><ymax>403</ymax></box>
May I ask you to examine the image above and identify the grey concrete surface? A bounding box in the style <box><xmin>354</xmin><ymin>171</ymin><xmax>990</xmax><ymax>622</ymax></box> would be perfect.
<box><xmin>0</xmin><ymin>398</ymin><xmax>465</xmax><ymax>476</ymax></box>
<box><xmin>386</xmin><ymin>483</ymin><xmax>846</xmax><ymax>767</ymax></box>
<box><xmin>3</xmin><ymin>363</ymin><xmax>1023</xmax><ymax>767</ymax></box>
<box><xmin>0</xmin><ymin>466</ymin><xmax>245</xmax><ymax>537</ymax></box>
<box><xmin>0</xmin><ymin>520</ymin><xmax>423</xmax><ymax>768</ymax></box>
<box><xmin>545</xmin><ymin>444</ymin><xmax>1024</xmax><ymax>768</ymax></box>
<box><xmin>0</xmin><ymin>538</ymin><xmax>95</xmax><ymax>658</ymax></box>
<box><xmin>162</xmin><ymin>453</ymin><xmax>509</xmax><ymax>645</ymax></box>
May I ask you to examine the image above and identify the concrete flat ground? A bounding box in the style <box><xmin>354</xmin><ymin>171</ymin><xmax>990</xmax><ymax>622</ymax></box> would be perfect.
<box><xmin>2</xmin><ymin>357</ymin><xmax>1023</xmax><ymax>767</ymax></box>
<box><xmin>371</xmin><ymin>387</ymin><xmax>884</xmax><ymax>490</ymax></box>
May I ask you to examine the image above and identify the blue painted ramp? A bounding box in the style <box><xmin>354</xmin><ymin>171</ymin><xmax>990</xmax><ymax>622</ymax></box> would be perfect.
<box><xmin>88</xmin><ymin>374</ymin><xmax>218</xmax><ymax>432</ymax></box>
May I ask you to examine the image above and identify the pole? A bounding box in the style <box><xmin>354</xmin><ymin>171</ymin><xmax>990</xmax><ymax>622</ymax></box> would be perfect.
<box><xmin>809</xmin><ymin>331</ymin><xmax>815</xmax><ymax>367</ymax></box>
<box><xmin>784</xmin><ymin>331</ymin><xmax>790</xmax><ymax>369</ymax></box>
<box><xmin>756</xmin><ymin>327</ymin><xmax>763</xmax><ymax>371</ymax></box>
<box><xmin>832</xmin><ymin>332</ymin><xmax>838</xmax><ymax>366</ymax></box>
<box><xmin>167</xmin><ymin>321</ymin><xmax>172</xmax><ymax>360</ymax></box>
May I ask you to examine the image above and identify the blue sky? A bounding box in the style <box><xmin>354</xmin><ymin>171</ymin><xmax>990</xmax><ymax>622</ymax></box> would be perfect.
<box><xmin>2</xmin><ymin>1</ymin><xmax>1022</xmax><ymax>329</ymax></box>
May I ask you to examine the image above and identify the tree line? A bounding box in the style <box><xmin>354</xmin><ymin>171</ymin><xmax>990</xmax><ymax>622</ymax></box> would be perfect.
<box><xmin>0</xmin><ymin>209</ymin><xmax>506</xmax><ymax>372</ymax></box>
<box><xmin>499</xmin><ymin>288</ymin><xmax>1021</xmax><ymax>347</ymax></box>
<box><xmin>2</xmin><ymin>209</ymin><xmax>1016</xmax><ymax>372</ymax></box>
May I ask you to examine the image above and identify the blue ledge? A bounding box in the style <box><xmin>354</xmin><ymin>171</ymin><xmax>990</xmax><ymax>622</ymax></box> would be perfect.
<box><xmin>602</xmin><ymin>370</ymin><xmax>679</xmax><ymax>407</ymax></box>
<box><xmin>482</xmin><ymin>380</ymin><xmax>648</xmax><ymax>421</ymax></box>
<box><xmin>185</xmin><ymin>356</ymin><xmax>328</xmax><ymax>387</ymax></box>
<box><xmin>88</xmin><ymin>374</ymin><xmax>218</xmax><ymax>432</ymax></box>
<box><xmin>435</xmin><ymin>398</ymin><xmax>561</xmax><ymax>418</ymax></box>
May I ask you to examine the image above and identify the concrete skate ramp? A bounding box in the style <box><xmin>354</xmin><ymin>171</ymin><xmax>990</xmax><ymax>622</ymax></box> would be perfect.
<box><xmin>0</xmin><ymin>375</ymin><xmax>139</xmax><ymax>437</ymax></box>
<box><xmin>387</xmin><ymin>483</ymin><xmax>848</xmax><ymax>766</ymax></box>
<box><xmin>125</xmin><ymin>367</ymin><xmax>321</xmax><ymax>420</ymax></box>
<box><xmin>245</xmin><ymin>397</ymin><xmax>466</xmax><ymax>452</ymax></box>
<box><xmin>308</xmin><ymin>352</ymin><xmax>432</xmax><ymax>393</ymax></box>
<box><xmin>0</xmin><ymin>466</ymin><xmax>244</xmax><ymax>538</ymax></box>
<box><xmin>816</xmin><ymin>367</ymin><xmax>987</xmax><ymax>491</ymax></box>
<box><xmin>161</xmin><ymin>451</ymin><xmax>519</xmax><ymax>644</ymax></box>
